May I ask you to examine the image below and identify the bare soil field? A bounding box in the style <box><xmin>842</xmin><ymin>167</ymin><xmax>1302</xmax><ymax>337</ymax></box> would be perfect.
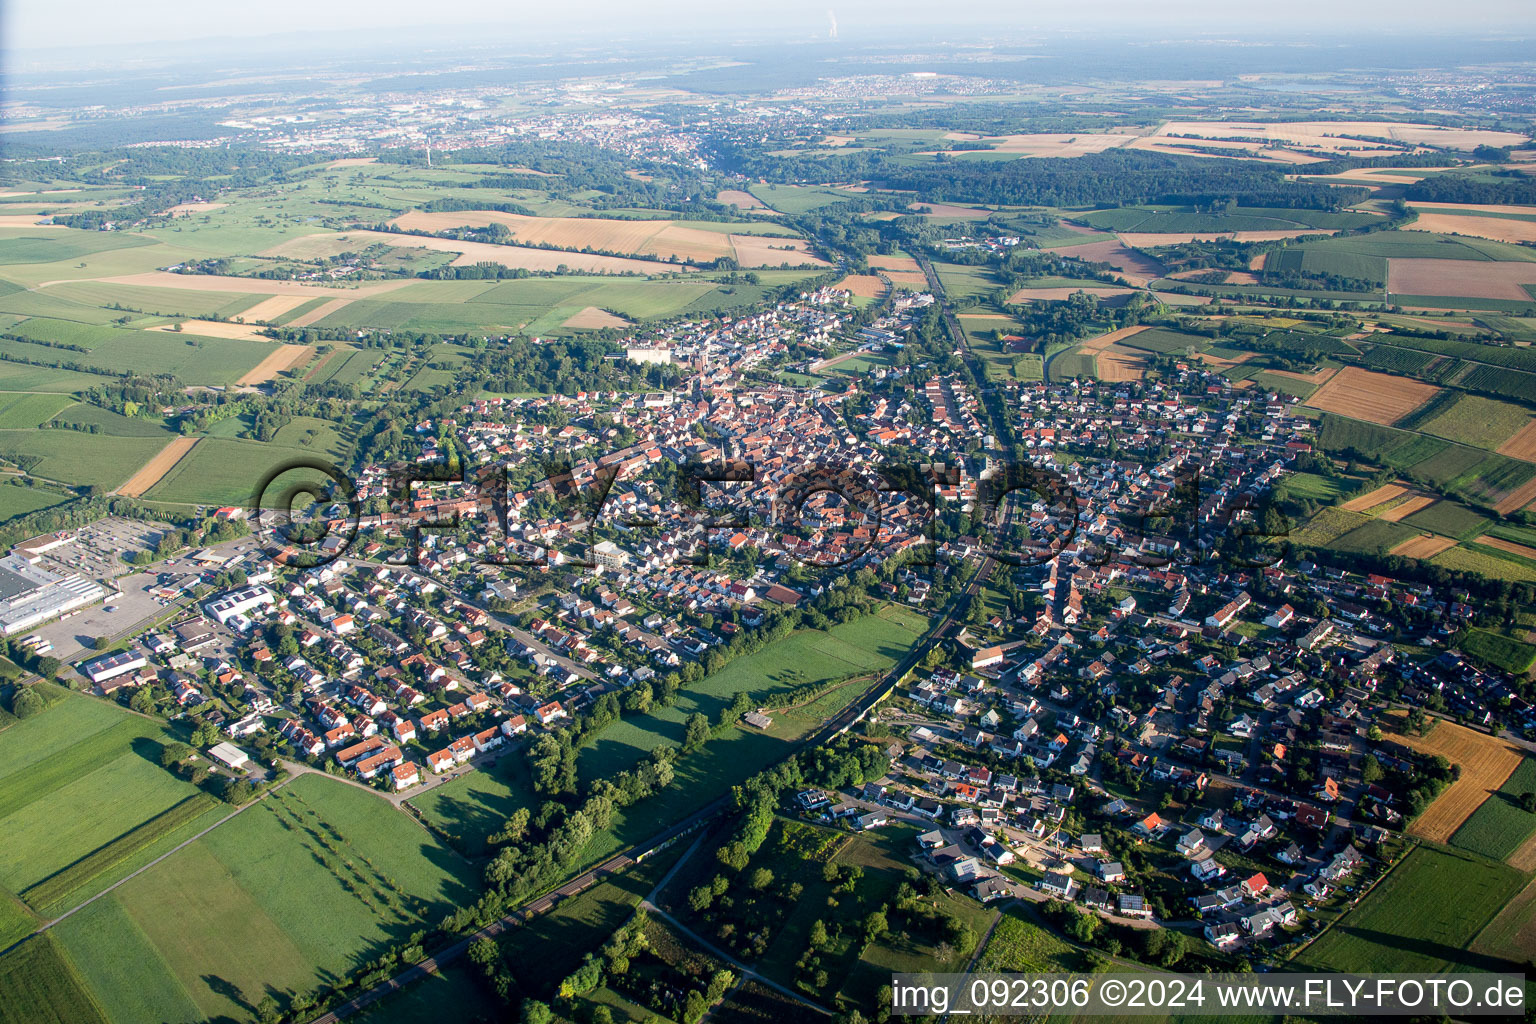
<box><xmin>905</xmin><ymin>202</ymin><xmax>992</xmax><ymax>220</ymax></box>
<box><xmin>116</xmin><ymin>437</ymin><xmax>199</xmax><ymax>497</ymax></box>
<box><xmin>867</xmin><ymin>255</ymin><xmax>922</xmax><ymax>273</ymax></box>
<box><xmin>1404</xmin><ymin>214</ymin><xmax>1536</xmax><ymax>245</ymax></box>
<box><xmin>1498</xmin><ymin>420</ymin><xmax>1536</xmax><ymax>462</ymax></box>
<box><xmin>287</xmin><ymin>298</ymin><xmax>353</xmax><ymax>329</ymax></box>
<box><xmin>237</xmin><ymin>295</ymin><xmax>315</xmax><ymax>323</ymax></box>
<box><xmin>265</xmin><ymin>230</ymin><xmax>678</xmax><ymax>275</ymax></box>
<box><xmin>1410</xmin><ymin>201</ymin><xmax>1536</xmax><ymax>216</ymax></box>
<box><xmin>1061</xmin><ymin>239</ymin><xmax>1166</xmax><ymax>286</ymax></box>
<box><xmin>1343</xmin><ymin>483</ymin><xmax>1409</xmax><ymax>512</ymax></box>
<box><xmin>0</xmin><ymin>215</ymin><xmax>63</xmax><ymax>228</ymax></box>
<box><xmin>165</xmin><ymin>202</ymin><xmax>226</xmax><ymax>215</ymax></box>
<box><xmin>1190</xmin><ymin>349</ymin><xmax>1251</xmax><ymax>370</ymax></box>
<box><xmin>1304</xmin><ymin>366</ymin><xmax>1440</xmax><ymax>425</ymax></box>
<box><xmin>728</xmin><ymin>234</ymin><xmax>830</xmax><ymax>268</ymax></box>
<box><xmin>718</xmin><ymin>190</ymin><xmax>768</xmax><ymax>210</ymax></box>
<box><xmin>1379</xmin><ymin>495</ymin><xmax>1437</xmax><ymax>522</ymax></box>
<box><xmin>1389</xmin><ymin>713</ymin><xmax>1524</xmax><ymax>843</ymax></box>
<box><xmin>1482</xmin><ymin>537</ymin><xmax>1536</xmax><ymax>562</ymax></box>
<box><xmin>1386</xmin><ymin>258</ymin><xmax>1536</xmax><ymax>301</ymax></box>
<box><xmin>1510</xmin><ymin>833</ymin><xmax>1536</xmax><ymax>873</ymax></box>
<box><xmin>926</xmin><ymin>133</ymin><xmax>1138</xmax><ymax>158</ymax></box>
<box><xmin>1154</xmin><ymin>120</ymin><xmax>1527</xmax><ymax>152</ymax></box>
<box><xmin>236</xmin><ymin>344</ymin><xmax>312</xmax><ymax>386</ymax></box>
<box><xmin>1496</xmin><ymin>475</ymin><xmax>1536</xmax><ymax>516</ymax></box>
<box><xmin>1008</xmin><ymin>286</ymin><xmax>1135</xmax><ymax>302</ymax></box>
<box><xmin>147</xmin><ymin>319</ymin><xmax>272</xmax><ymax>341</ymax></box>
<box><xmin>1249</xmin><ymin>252</ymin><xmax>1268</xmax><ymax>271</ymax></box>
<box><xmin>1390</xmin><ymin>534</ymin><xmax>1460</xmax><ymax>559</ymax></box>
<box><xmin>326</xmin><ymin>157</ymin><xmax>379</xmax><ymax>168</ymax></box>
<box><xmin>562</xmin><ymin>307</ymin><xmax>631</xmax><ymax>329</ymax></box>
<box><xmin>835</xmin><ymin>275</ymin><xmax>886</xmax><ymax>299</ymax></box>
<box><xmin>1126</xmin><ymin>136</ymin><xmax>1328</xmax><ymax>164</ymax></box>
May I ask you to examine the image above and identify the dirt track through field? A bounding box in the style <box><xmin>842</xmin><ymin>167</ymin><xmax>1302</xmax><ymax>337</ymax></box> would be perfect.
<box><xmin>1390</xmin><ymin>714</ymin><xmax>1524</xmax><ymax>843</ymax></box>
<box><xmin>1305</xmin><ymin>366</ymin><xmax>1440</xmax><ymax>425</ymax></box>
<box><xmin>236</xmin><ymin>344</ymin><xmax>312</xmax><ymax>386</ymax></box>
<box><xmin>116</xmin><ymin>437</ymin><xmax>199</xmax><ymax>497</ymax></box>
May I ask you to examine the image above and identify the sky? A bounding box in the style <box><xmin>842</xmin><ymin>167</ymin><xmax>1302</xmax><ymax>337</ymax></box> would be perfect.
<box><xmin>6</xmin><ymin>0</ymin><xmax>1535</xmax><ymax>56</ymax></box>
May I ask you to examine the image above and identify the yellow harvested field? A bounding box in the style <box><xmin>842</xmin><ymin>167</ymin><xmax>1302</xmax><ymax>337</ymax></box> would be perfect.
<box><xmin>326</xmin><ymin>157</ymin><xmax>378</xmax><ymax>168</ymax></box>
<box><xmin>1389</xmin><ymin>534</ymin><xmax>1459</xmax><ymax>559</ymax></box>
<box><xmin>1249</xmin><ymin>252</ymin><xmax>1268</xmax><ymax>271</ymax></box>
<box><xmin>236</xmin><ymin>295</ymin><xmax>314</xmax><ymax>323</ymax></box>
<box><xmin>1095</xmin><ymin>344</ymin><xmax>1149</xmax><ymax>382</ymax></box>
<box><xmin>1387</xmin><ymin>257</ymin><xmax>1536</xmax><ymax>301</ymax></box>
<box><xmin>1305</xmin><ymin>366</ymin><xmax>1440</xmax><ymax>425</ymax></box>
<box><xmin>1126</xmin><ymin>136</ymin><xmax>1328</xmax><ymax>164</ymax></box>
<box><xmin>1009</xmin><ymin>286</ymin><xmax>1135</xmax><ymax>302</ymax></box>
<box><xmin>835</xmin><ymin>275</ymin><xmax>886</xmax><ymax>299</ymax></box>
<box><xmin>906</xmin><ymin>202</ymin><xmax>992</xmax><ymax>220</ymax></box>
<box><xmin>718</xmin><ymin>190</ymin><xmax>768</xmax><ymax>210</ymax></box>
<box><xmin>1389</xmin><ymin>713</ymin><xmax>1524</xmax><ymax>843</ymax></box>
<box><xmin>0</xmin><ymin>215</ymin><xmax>66</xmax><ymax>228</ymax></box>
<box><xmin>1190</xmin><ymin>349</ymin><xmax>1251</xmax><ymax>370</ymax></box>
<box><xmin>116</xmin><ymin>437</ymin><xmax>199</xmax><ymax>498</ymax></box>
<box><xmin>147</xmin><ymin>319</ymin><xmax>272</xmax><ymax>341</ymax></box>
<box><xmin>562</xmin><ymin>307</ymin><xmax>631</xmax><ymax>329</ymax></box>
<box><xmin>1511</xmin><ymin>833</ymin><xmax>1536</xmax><ymax>873</ymax></box>
<box><xmin>1482</xmin><ymin>536</ymin><xmax>1536</xmax><ymax>561</ymax></box>
<box><xmin>1118</xmin><ymin>229</ymin><xmax>1339</xmax><ymax>246</ymax></box>
<box><xmin>1061</xmin><ymin>240</ymin><xmax>1166</xmax><ymax>286</ymax></box>
<box><xmin>1343</xmin><ymin>483</ymin><xmax>1409</xmax><ymax>512</ymax></box>
<box><xmin>1409</xmin><ymin>201</ymin><xmax>1536</xmax><ymax>216</ymax></box>
<box><xmin>1404</xmin><ymin>214</ymin><xmax>1536</xmax><ymax>245</ymax></box>
<box><xmin>287</xmin><ymin>298</ymin><xmax>353</xmax><ymax>329</ymax></box>
<box><xmin>1379</xmin><ymin>495</ymin><xmax>1436</xmax><ymax>522</ymax></box>
<box><xmin>236</xmin><ymin>344</ymin><xmax>313</xmax><ymax>387</ymax></box>
<box><xmin>925</xmin><ymin>133</ymin><xmax>1138</xmax><ymax>158</ymax></box>
<box><xmin>1267</xmin><ymin>366</ymin><xmax>1338</xmax><ymax>386</ymax></box>
<box><xmin>165</xmin><ymin>202</ymin><xmax>225</xmax><ymax>215</ymax></box>
<box><xmin>868</xmin><ymin>255</ymin><xmax>922</xmax><ymax>273</ymax></box>
<box><xmin>1498</xmin><ymin>419</ymin><xmax>1536</xmax><ymax>462</ymax></box>
<box><xmin>264</xmin><ymin>230</ymin><xmax>678</xmax><ymax>275</ymax></box>
<box><xmin>1153</xmin><ymin>120</ymin><xmax>1528</xmax><ymax>152</ymax></box>
<box><xmin>728</xmin><ymin>234</ymin><xmax>830</xmax><ymax>268</ymax></box>
<box><xmin>883</xmin><ymin>270</ymin><xmax>929</xmax><ymax>289</ymax></box>
<box><xmin>1078</xmin><ymin>325</ymin><xmax>1153</xmax><ymax>353</ymax></box>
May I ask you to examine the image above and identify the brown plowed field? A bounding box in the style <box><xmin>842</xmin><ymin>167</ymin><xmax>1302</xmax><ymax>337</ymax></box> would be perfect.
<box><xmin>562</xmin><ymin>307</ymin><xmax>631</xmax><ymax>329</ymax></box>
<box><xmin>1387</xmin><ymin>258</ymin><xmax>1536</xmax><ymax>301</ymax></box>
<box><xmin>1304</xmin><ymin>366</ymin><xmax>1440</xmax><ymax>425</ymax></box>
<box><xmin>1498</xmin><ymin>419</ymin><xmax>1536</xmax><ymax>462</ymax></box>
<box><xmin>1404</xmin><ymin>214</ymin><xmax>1536</xmax><ymax>245</ymax></box>
<box><xmin>1389</xmin><ymin>534</ymin><xmax>1458</xmax><ymax>559</ymax></box>
<box><xmin>1343</xmin><ymin>483</ymin><xmax>1408</xmax><ymax>512</ymax></box>
<box><xmin>117</xmin><ymin>437</ymin><xmax>199</xmax><ymax>497</ymax></box>
<box><xmin>717</xmin><ymin>190</ymin><xmax>768</xmax><ymax>210</ymax></box>
<box><xmin>1379</xmin><ymin>495</ymin><xmax>1436</xmax><ymax>521</ymax></box>
<box><xmin>1388</xmin><ymin>714</ymin><xmax>1523</xmax><ymax>843</ymax></box>
<box><xmin>238</xmin><ymin>295</ymin><xmax>314</xmax><ymax>323</ymax></box>
<box><xmin>1495</xmin><ymin>475</ymin><xmax>1536</xmax><ymax>516</ymax></box>
<box><xmin>236</xmin><ymin>344</ymin><xmax>312</xmax><ymax>386</ymax></box>
<box><xmin>1481</xmin><ymin>536</ymin><xmax>1536</xmax><ymax>561</ymax></box>
<box><xmin>835</xmin><ymin>275</ymin><xmax>886</xmax><ymax>299</ymax></box>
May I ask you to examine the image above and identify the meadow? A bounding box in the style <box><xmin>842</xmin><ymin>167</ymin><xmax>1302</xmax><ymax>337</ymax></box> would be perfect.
<box><xmin>0</xmin><ymin>934</ymin><xmax>107</xmax><ymax>1024</ymax></box>
<box><xmin>1450</xmin><ymin>758</ymin><xmax>1536</xmax><ymax>861</ymax></box>
<box><xmin>53</xmin><ymin>773</ymin><xmax>477</xmax><ymax>1024</ymax></box>
<box><xmin>1294</xmin><ymin>844</ymin><xmax>1523</xmax><ymax>973</ymax></box>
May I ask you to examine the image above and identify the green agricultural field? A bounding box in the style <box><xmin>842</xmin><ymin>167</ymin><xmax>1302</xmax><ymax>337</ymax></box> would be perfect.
<box><xmin>1250</xmin><ymin>370</ymin><xmax>1318</xmax><ymax>399</ymax></box>
<box><xmin>1119</xmin><ymin>328</ymin><xmax>1209</xmax><ymax>354</ymax></box>
<box><xmin>0</xmin><ymin>231</ymin><xmax>156</xmax><ymax>267</ymax></box>
<box><xmin>143</xmin><ymin>435</ymin><xmax>345</xmax><ymax>505</ymax></box>
<box><xmin>1418</xmin><ymin>394</ymin><xmax>1533</xmax><ymax>452</ymax></box>
<box><xmin>0</xmin><ymin>392</ymin><xmax>74</xmax><ymax>428</ymax></box>
<box><xmin>1291</xmin><ymin>507</ymin><xmax>1371</xmax><ymax>548</ymax></box>
<box><xmin>0</xmin><ymin>889</ymin><xmax>34</xmax><ymax>951</ymax></box>
<box><xmin>1433</xmin><ymin>545</ymin><xmax>1536</xmax><ymax>583</ymax></box>
<box><xmin>49</xmin><ymin>402</ymin><xmax>175</xmax><ymax>437</ymax></box>
<box><xmin>0</xmin><ymin>360</ymin><xmax>115</xmax><ymax>392</ymax></box>
<box><xmin>53</xmin><ymin>773</ymin><xmax>477</xmax><ymax>1024</ymax></box>
<box><xmin>934</xmin><ymin>263</ymin><xmax>999</xmax><ymax>302</ymax></box>
<box><xmin>1329</xmin><ymin>518</ymin><xmax>1421</xmax><ymax>556</ymax></box>
<box><xmin>1402</xmin><ymin>500</ymin><xmax>1490</xmax><ymax>540</ymax></box>
<box><xmin>0</xmin><ymin>430</ymin><xmax>169</xmax><ymax>490</ymax></box>
<box><xmin>747</xmin><ymin>184</ymin><xmax>864</xmax><ymax>214</ymax></box>
<box><xmin>1276</xmin><ymin>472</ymin><xmax>1354</xmax><ymax>504</ymax></box>
<box><xmin>0</xmin><ymin>481</ymin><xmax>71</xmax><ymax>522</ymax></box>
<box><xmin>0</xmin><ymin>330</ymin><xmax>268</xmax><ymax>386</ymax></box>
<box><xmin>1461</xmin><ymin>628</ymin><xmax>1536</xmax><ymax>675</ymax></box>
<box><xmin>0</xmin><ymin>934</ymin><xmax>108</xmax><ymax>1024</ymax></box>
<box><xmin>1450</xmin><ymin>758</ymin><xmax>1536</xmax><ymax>861</ymax></box>
<box><xmin>408</xmin><ymin>751</ymin><xmax>538</xmax><ymax>857</ymax></box>
<box><xmin>1294</xmin><ymin>845</ymin><xmax>1524</xmax><ymax>973</ymax></box>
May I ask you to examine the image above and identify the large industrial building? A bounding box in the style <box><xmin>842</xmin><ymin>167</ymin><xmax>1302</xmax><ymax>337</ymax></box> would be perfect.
<box><xmin>0</xmin><ymin>554</ymin><xmax>106</xmax><ymax>636</ymax></box>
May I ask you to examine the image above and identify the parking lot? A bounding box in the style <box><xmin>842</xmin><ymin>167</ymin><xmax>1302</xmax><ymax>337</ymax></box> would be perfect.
<box><xmin>36</xmin><ymin>517</ymin><xmax>169</xmax><ymax>583</ymax></box>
